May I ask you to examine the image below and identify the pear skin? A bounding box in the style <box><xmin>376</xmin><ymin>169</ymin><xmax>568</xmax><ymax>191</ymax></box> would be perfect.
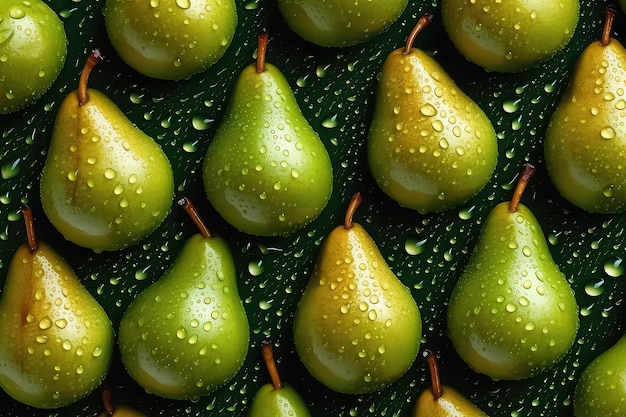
<box><xmin>447</xmin><ymin>164</ymin><xmax>579</xmax><ymax>380</ymax></box>
<box><xmin>545</xmin><ymin>7</ymin><xmax>626</xmax><ymax>213</ymax></box>
<box><xmin>368</xmin><ymin>15</ymin><xmax>497</xmax><ymax>214</ymax></box>
<box><xmin>0</xmin><ymin>206</ymin><xmax>114</xmax><ymax>408</ymax></box>
<box><xmin>40</xmin><ymin>50</ymin><xmax>174</xmax><ymax>251</ymax></box>
<box><xmin>293</xmin><ymin>193</ymin><xmax>422</xmax><ymax>394</ymax></box>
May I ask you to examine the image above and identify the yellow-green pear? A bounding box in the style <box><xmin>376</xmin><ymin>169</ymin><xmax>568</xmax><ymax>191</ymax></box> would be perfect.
<box><xmin>545</xmin><ymin>7</ymin><xmax>626</xmax><ymax>213</ymax></box>
<box><xmin>98</xmin><ymin>386</ymin><xmax>147</xmax><ymax>417</ymax></box>
<box><xmin>368</xmin><ymin>15</ymin><xmax>497</xmax><ymax>214</ymax></box>
<box><xmin>40</xmin><ymin>49</ymin><xmax>174</xmax><ymax>251</ymax></box>
<box><xmin>293</xmin><ymin>192</ymin><xmax>422</xmax><ymax>394</ymax></box>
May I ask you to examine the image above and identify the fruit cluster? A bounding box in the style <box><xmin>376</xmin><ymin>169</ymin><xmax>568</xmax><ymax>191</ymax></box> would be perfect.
<box><xmin>0</xmin><ymin>1</ymin><xmax>625</xmax><ymax>416</ymax></box>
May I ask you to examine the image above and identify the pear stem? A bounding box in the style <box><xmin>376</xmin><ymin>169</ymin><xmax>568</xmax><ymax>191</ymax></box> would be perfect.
<box><xmin>601</xmin><ymin>6</ymin><xmax>616</xmax><ymax>47</ymax></box>
<box><xmin>509</xmin><ymin>163</ymin><xmax>536</xmax><ymax>213</ymax></box>
<box><xmin>424</xmin><ymin>350</ymin><xmax>443</xmax><ymax>400</ymax></box>
<box><xmin>78</xmin><ymin>49</ymin><xmax>104</xmax><ymax>107</ymax></box>
<box><xmin>344</xmin><ymin>192</ymin><xmax>363</xmax><ymax>229</ymax></box>
<box><xmin>101</xmin><ymin>386</ymin><xmax>115</xmax><ymax>416</ymax></box>
<box><xmin>403</xmin><ymin>14</ymin><xmax>434</xmax><ymax>55</ymax></box>
<box><xmin>179</xmin><ymin>197</ymin><xmax>212</xmax><ymax>239</ymax></box>
<box><xmin>256</xmin><ymin>31</ymin><xmax>269</xmax><ymax>73</ymax></box>
<box><xmin>21</xmin><ymin>205</ymin><xmax>37</xmax><ymax>252</ymax></box>
<box><xmin>261</xmin><ymin>341</ymin><xmax>283</xmax><ymax>390</ymax></box>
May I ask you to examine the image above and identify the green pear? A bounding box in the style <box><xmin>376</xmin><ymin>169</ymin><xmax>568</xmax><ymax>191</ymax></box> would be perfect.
<box><xmin>368</xmin><ymin>15</ymin><xmax>497</xmax><ymax>214</ymax></box>
<box><xmin>40</xmin><ymin>49</ymin><xmax>174</xmax><ymax>252</ymax></box>
<box><xmin>103</xmin><ymin>0</ymin><xmax>237</xmax><ymax>80</ymax></box>
<box><xmin>276</xmin><ymin>0</ymin><xmax>407</xmax><ymax>47</ymax></box>
<box><xmin>447</xmin><ymin>164</ymin><xmax>579</xmax><ymax>380</ymax></box>
<box><xmin>293</xmin><ymin>192</ymin><xmax>422</xmax><ymax>394</ymax></box>
<box><xmin>118</xmin><ymin>198</ymin><xmax>249</xmax><ymax>400</ymax></box>
<box><xmin>0</xmin><ymin>0</ymin><xmax>67</xmax><ymax>114</ymax></box>
<box><xmin>0</xmin><ymin>206</ymin><xmax>114</xmax><ymax>409</ymax></box>
<box><xmin>202</xmin><ymin>33</ymin><xmax>333</xmax><ymax>236</ymax></box>
<box><xmin>247</xmin><ymin>342</ymin><xmax>311</xmax><ymax>417</ymax></box>
<box><xmin>545</xmin><ymin>7</ymin><xmax>626</xmax><ymax>214</ymax></box>
<box><xmin>98</xmin><ymin>386</ymin><xmax>147</xmax><ymax>417</ymax></box>
<box><xmin>573</xmin><ymin>332</ymin><xmax>626</xmax><ymax>417</ymax></box>
<box><xmin>414</xmin><ymin>350</ymin><xmax>489</xmax><ymax>417</ymax></box>
<box><xmin>441</xmin><ymin>0</ymin><xmax>579</xmax><ymax>72</ymax></box>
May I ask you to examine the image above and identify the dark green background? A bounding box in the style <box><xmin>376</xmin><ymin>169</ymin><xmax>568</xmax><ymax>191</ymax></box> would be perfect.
<box><xmin>1</xmin><ymin>0</ymin><xmax>624</xmax><ymax>416</ymax></box>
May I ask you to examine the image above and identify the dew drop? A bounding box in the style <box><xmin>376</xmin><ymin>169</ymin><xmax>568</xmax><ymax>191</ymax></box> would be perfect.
<box><xmin>404</xmin><ymin>237</ymin><xmax>426</xmax><ymax>255</ymax></box>
<box><xmin>604</xmin><ymin>257</ymin><xmax>623</xmax><ymax>277</ymax></box>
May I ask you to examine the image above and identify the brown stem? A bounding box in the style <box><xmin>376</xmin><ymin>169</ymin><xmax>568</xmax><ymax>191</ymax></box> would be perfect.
<box><xmin>179</xmin><ymin>197</ymin><xmax>211</xmax><ymax>239</ymax></box>
<box><xmin>344</xmin><ymin>192</ymin><xmax>363</xmax><ymax>229</ymax></box>
<box><xmin>21</xmin><ymin>205</ymin><xmax>37</xmax><ymax>252</ymax></box>
<box><xmin>601</xmin><ymin>6</ymin><xmax>616</xmax><ymax>47</ymax></box>
<box><xmin>256</xmin><ymin>31</ymin><xmax>269</xmax><ymax>73</ymax></box>
<box><xmin>509</xmin><ymin>163</ymin><xmax>536</xmax><ymax>213</ymax></box>
<box><xmin>78</xmin><ymin>49</ymin><xmax>104</xmax><ymax>106</ymax></box>
<box><xmin>424</xmin><ymin>350</ymin><xmax>443</xmax><ymax>400</ymax></box>
<box><xmin>262</xmin><ymin>341</ymin><xmax>282</xmax><ymax>390</ymax></box>
<box><xmin>101</xmin><ymin>386</ymin><xmax>115</xmax><ymax>416</ymax></box>
<box><xmin>403</xmin><ymin>14</ymin><xmax>434</xmax><ymax>55</ymax></box>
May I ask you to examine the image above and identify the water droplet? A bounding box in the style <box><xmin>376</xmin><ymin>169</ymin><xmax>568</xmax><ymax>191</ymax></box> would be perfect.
<box><xmin>1</xmin><ymin>158</ymin><xmax>20</xmax><ymax>179</ymax></box>
<box><xmin>584</xmin><ymin>280</ymin><xmax>605</xmax><ymax>297</ymax></box>
<box><xmin>502</xmin><ymin>99</ymin><xmax>521</xmax><ymax>113</ymax></box>
<box><xmin>0</xmin><ymin>29</ymin><xmax>14</xmax><ymax>45</ymax></box>
<box><xmin>600</xmin><ymin>126</ymin><xmax>616</xmax><ymax>139</ymax></box>
<box><xmin>604</xmin><ymin>256</ymin><xmax>623</xmax><ymax>277</ymax></box>
<box><xmin>420</xmin><ymin>104</ymin><xmax>437</xmax><ymax>116</ymax></box>
<box><xmin>404</xmin><ymin>237</ymin><xmax>426</xmax><ymax>255</ymax></box>
<box><xmin>176</xmin><ymin>0</ymin><xmax>190</xmax><ymax>8</ymax></box>
<box><xmin>9</xmin><ymin>7</ymin><xmax>25</xmax><ymax>19</ymax></box>
<box><xmin>192</xmin><ymin>115</ymin><xmax>212</xmax><ymax>130</ymax></box>
<box><xmin>248</xmin><ymin>260</ymin><xmax>264</xmax><ymax>276</ymax></box>
<box><xmin>321</xmin><ymin>114</ymin><xmax>338</xmax><ymax>129</ymax></box>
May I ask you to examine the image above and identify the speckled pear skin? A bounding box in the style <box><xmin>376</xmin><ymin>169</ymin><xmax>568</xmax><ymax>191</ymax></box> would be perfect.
<box><xmin>447</xmin><ymin>202</ymin><xmax>579</xmax><ymax>380</ymax></box>
<box><xmin>0</xmin><ymin>241</ymin><xmax>114</xmax><ymax>409</ymax></box>
<box><xmin>545</xmin><ymin>33</ymin><xmax>626</xmax><ymax>213</ymax></box>
<box><xmin>293</xmin><ymin>222</ymin><xmax>422</xmax><ymax>394</ymax></box>
<box><xmin>368</xmin><ymin>45</ymin><xmax>497</xmax><ymax>214</ymax></box>
<box><xmin>573</xmin><ymin>333</ymin><xmax>626</xmax><ymax>417</ymax></box>
<box><xmin>118</xmin><ymin>233</ymin><xmax>249</xmax><ymax>400</ymax></box>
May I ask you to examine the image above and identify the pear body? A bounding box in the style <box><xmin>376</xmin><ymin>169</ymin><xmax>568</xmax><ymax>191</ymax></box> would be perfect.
<box><xmin>99</xmin><ymin>405</ymin><xmax>147</xmax><ymax>417</ymax></box>
<box><xmin>293</xmin><ymin>222</ymin><xmax>421</xmax><ymax>393</ymax></box>
<box><xmin>248</xmin><ymin>383</ymin><xmax>312</xmax><ymax>417</ymax></box>
<box><xmin>368</xmin><ymin>47</ymin><xmax>497</xmax><ymax>213</ymax></box>
<box><xmin>545</xmin><ymin>37</ymin><xmax>626</xmax><ymax>213</ymax></box>
<box><xmin>276</xmin><ymin>0</ymin><xmax>407</xmax><ymax>47</ymax></box>
<box><xmin>40</xmin><ymin>88</ymin><xmax>174</xmax><ymax>251</ymax></box>
<box><xmin>447</xmin><ymin>202</ymin><xmax>579</xmax><ymax>380</ymax></box>
<box><xmin>441</xmin><ymin>0</ymin><xmax>579</xmax><ymax>72</ymax></box>
<box><xmin>573</xmin><ymin>333</ymin><xmax>626</xmax><ymax>417</ymax></box>
<box><xmin>0</xmin><ymin>0</ymin><xmax>67</xmax><ymax>114</ymax></box>
<box><xmin>203</xmin><ymin>63</ymin><xmax>333</xmax><ymax>236</ymax></box>
<box><xmin>118</xmin><ymin>233</ymin><xmax>249</xmax><ymax>400</ymax></box>
<box><xmin>103</xmin><ymin>0</ymin><xmax>236</xmax><ymax>80</ymax></box>
<box><xmin>0</xmin><ymin>241</ymin><xmax>114</xmax><ymax>408</ymax></box>
<box><xmin>414</xmin><ymin>386</ymin><xmax>488</xmax><ymax>417</ymax></box>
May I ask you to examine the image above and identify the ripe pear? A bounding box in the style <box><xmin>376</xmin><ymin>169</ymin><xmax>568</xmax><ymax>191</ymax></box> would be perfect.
<box><xmin>447</xmin><ymin>164</ymin><xmax>579</xmax><ymax>380</ymax></box>
<box><xmin>202</xmin><ymin>33</ymin><xmax>333</xmax><ymax>236</ymax></box>
<box><xmin>413</xmin><ymin>350</ymin><xmax>489</xmax><ymax>416</ymax></box>
<box><xmin>247</xmin><ymin>342</ymin><xmax>311</xmax><ymax>417</ymax></box>
<box><xmin>293</xmin><ymin>192</ymin><xmax>422</xmax><ymax>394</ymax></box>
<box><xmin>118</xmin><ymin>198</ymin><xmax>249</xmax><ymax>400</ymax></box>
<box><xmin>0</xmin><ymin>0</ymin><xmax>67</xmax><ymax>114</ymax></box>
<box><xmin>368</xmin><ymin>15</ymin><xmax>497</xmax><ymax>214</ymax></box>
<box><xmin>276</xmin><ymin>0</ymin><xmax>407</xmax><ymax>47</ymax></box>
<box><xmin>545</xmin><ymin>7</ymin><xmax>626</xmax><ymax>214</ymax></box>
<box><xmin>573</xmin><ymin>332</ymin><xmax>626</xmax><ymax>417</ymax></box>
<box><xmin>40</xmin><ymin>49</ymin><xmax>174</xmax><ymax>252</ymax></box>
<box><xmin>441</xmin><ymin>0</ymin><xmax>579</xmax><ymax>72</ymax></box>
<box><xmin>0</xmin><ymin>206</ymin><xmax>114</xmax><ymax>408</ymax></box>
<box><xmin>103</xmin><ymin>0</ymin><xmax>237</xmax><ymax>80</ymax></box>
<box><xmin>98</xmin><ymin>386</ymin><xmax>147</xmax><ymax>417</ymax></box>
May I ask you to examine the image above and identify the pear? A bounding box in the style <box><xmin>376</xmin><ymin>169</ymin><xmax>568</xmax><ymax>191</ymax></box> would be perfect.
<box><xmin>573</xmin><ymin>332</ymin><xmax>626</xmax><ymax>417</ymax></box>
<box><xmin>367</xmin><ymin>15</ymin><xmax>497</xmax><ymax>214</ymax></box>
<box><xmin>447</xmin><ymin>164</ymin><xmax>579</xmax><ymax>380</ymax></box>
<box><xmin>276</xmin><ymin>0</ymin><xmax>407</xmax><ymax>47</ymax></box>
<box><xmin>118</xmin><ymin>197</ymin><xmax>249</xmax><ymax>400</ymax></box>
<box><xmin>0</xmin><ymin>205</ymin><xmax>114</xmax><ymax>409</ymax></box>
<box><xmin>247</xmin><ymin>342</ymin><xmax>311</xmax><ymax>417</ymax></box>
<box><xmin>0</xmin><ymin>0</ymin><xmax>67</xmax><ymax>114</ymax></box>
<box><xmin>441</xmin><ymin>0</ymin><xmax>579</xmax><ymax>72</ymax></box>
<box><xmin>40</xmin><ymin>49</ymin><xmax>174</xmax><ymax>251</ymax></box>
<box><xmin>544</xmin><ymin>7</ymin><xmax>626</xmax><ymax>214</ymax></box>
<box><xmin>103</xmin><ymin>0</ymin><xmax>237</xmax><ymax>80</ymax></box>
<box><xmin>202</xmin><ymin>32</ymin><xmax>333</xmax><ymax>237</ymax></box>
<box><xmin>293</xmin><ymin>192</ymin><xmax>422</xmax><ymax>394</ymax></box>
<box><xmin>413</xmin><ymin>350</ymin><xmax>489</xmax><ymax>417</ymax></box>
<box><xmin>98</xmin><ymin>386</ymin><xmax>147</xmax><ymax>417</ymax></box>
